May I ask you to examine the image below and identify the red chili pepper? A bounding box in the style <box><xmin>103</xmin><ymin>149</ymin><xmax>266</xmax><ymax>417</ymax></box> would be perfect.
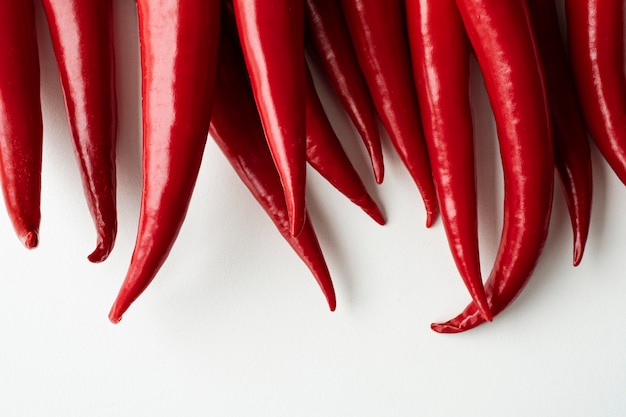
<box><xmin>304</xmin><ymin>0</ymin><xmax>384</xmax><ymax>184</ymax></box>
<box><xmin>0</xmin><ymin>0</ymin><xmax>42</xmax><ymax>249</ymax></box>
<box><xmin>305</xmin><ymin>65</ymin><xmax>385</xmax><ymax>225</ymax></box>
<box><xmin>210</xmin><ymin>25</ymin><xmax>336</xmax><ymax>310</ymax></box>
<box><xmin>340</xmin><ymin>0</ymin><xmax>438</xmax><ymax>227</ymax></box>
<box><xmin>405</xmin><ymin>0</ymin><xmax>491</xmax><ymax>321</ymax></box>
<box><xmin>431</xmin><ymin>0</ymin><xmax>553</xmax><ymax>333</ymax></box>
<box><xmin>526</xmin><ymin>0</ymin><xmax>593</xmax><ymax>266</ymax></box>
<box><xmin>108</xmin><ymin>0</ymin><xmax>221</xmax><ymax>323</ymax></box>
<box><xmin>221</xmin><ymin>3</ymin><xmax>382</xmax><ymax>225</ymax></box>
<box><xmin>41</xmin><ymin>0</ymin><xmax>118</xmax><ymax>263</ymax></box>
<box><xmin>566</xmin><ymin>0</ymin><xmax>626</xmax><ymax>184</ymax></box>
<box><xmin>232</xmin><ymin>0</ymin><xmax>307</xmax><ymax>236</ymax></box>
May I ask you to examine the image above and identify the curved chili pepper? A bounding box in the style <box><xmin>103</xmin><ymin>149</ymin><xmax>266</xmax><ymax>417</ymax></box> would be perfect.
<box><xmin>304</xmin><ymin>0</ymin><xmax>384</xmax><ymax>184</ymax></box>
<box><xmin>566</xmin><ymin>0</ymin><xmax>626</xmax><ymax>184</ymax></box>
<box><xmin>405</xmin><ymin>0</ymin><xmax>490</xmax><ymax>321</ymax></box>
<box><xmin>232</xmin><ymin>0</ymin><xmax>307</xmax><ymax>236</ymax></box>
<box><xmin>431</xmin><ymin>0</ymin><xmax>553</xmax><ymax>333</ymax></box>
<box><xmin>305</xmin><ymin>65</ymin><xmax>385</xmax><ymax>225</ymax></box>
<box><xmin>210</xmin><ymin>25</ymin><xmax>336</xmax><ymax>310</ymax></box>
<box><xmin>0</xmin><ymin>0</ymin><xmax>42</xmax><ymax>249</ymax></box>
<box><xmin>41</xmin><ymin>0</ymin><xmax>118</xmax><ymax>263</ymax></box>
<box><xmin>340</xmin><ymin>0</ymin><xmax>438</xmax><ymax>227</ymax></box>
<box><xmin>526</xmin><ymin>0</ymin><xmax>593</xmax><ymax>266</ymax></box>
<box><xmin>109</xmin><ymin>0</ymin><xmax>221</xmax><ymax>323</ymax></box>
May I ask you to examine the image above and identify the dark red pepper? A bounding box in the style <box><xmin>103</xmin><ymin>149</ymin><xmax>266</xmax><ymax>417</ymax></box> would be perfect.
<box><xmin>109</xmin><ymin>0</ymin><xmax>221</xmax><ymax>323</ymax></box>
<box><xmin>340</xmin><ymin>0</ymin><xmax>438</xmax><ymax>227</ymax></box>
<box><xmin>210</xmin><ymin>25</ymin><xmax>336</xmax><ymax>310</ymax></box>
<box><xmin>432</xmin><ymin>0</ymin><xmax>553</xmax><ymax>333</ymax></box>
<box><xmin>232</xmin><ymin>0</ymin><xmax>307</xmax><ymax>236</ymax></box>
<box><xmin>304</xmin><ymin>0</ymin><xmax>384</xmax><ymax>184</ymax></box>
<box><xmin>0</xmin><ymin>0</ymin><xmax>42</xmax><ymax>249</ymax></box>
<box><xmin>305</xmin><ymin>65</ymin><xmax>385</xmax><ymax>225</ymax></box>
<box><xmin>405</xmin><ymin>0</ymin><xmax>491</xmax><ymax>321</ymax></box>
<box><xmin>526</xmin><ymin>0</ymin><xmax>593</xmax><ymax>266</ymax></box>
<box><xmin>566</xmin><ymin>0</ymin><xmax>626</xmax><ymax>185</ymax></box>
<box><xmin>42</xmin><ymin>0</ymin><xmax>118</xmax><ymax>262</ymax></box>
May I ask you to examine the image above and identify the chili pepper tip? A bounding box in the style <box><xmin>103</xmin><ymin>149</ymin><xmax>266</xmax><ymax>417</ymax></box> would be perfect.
<box><xmin>429</xmin><ymin>321</ymin><xmax>462</xmax><ymax>334</ymax></box>
<box><xmin>361</xmin><ymin>196</ymin><xmax>386</xmax><ymax>226</ymax></box>
<box><xmin>573</xmin><ymin>240</ymin><xmax>584</xmax><ymax>267</ymax></box>
<box><xmin>23</xmin><ymin>230</ymin><xmax>38</xmax><ymax>249</ymax></box>
<box><xmin>108</xmin><ymin>302</ymin><xmax>123</xmax><ymax>324</ymax></box>
<box><xmin>425</xmin><ymin>208</ymin><xmax>437</xmax><ymax>228</ymax></box>
<box><xmin>87</xmin><ymin>238</ymin><xmax>114</xmax><ymax>263</ymax></box>
<box><xmin>327</xmin><ymin>296</ymin><xmax>336</xmax><ymax>312</ymax></box>
<box><xmin>373</xmin><ymin>163</ymin><xmax>384</xmax><ymax>185</ymax></box>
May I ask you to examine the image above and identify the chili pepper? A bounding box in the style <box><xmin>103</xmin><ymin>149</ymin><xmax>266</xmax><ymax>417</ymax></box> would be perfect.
<box><xmin>232</xmin><ymin>0</ymin><xmax>307</xmax><ymax>237</ymax></box>
<box><xmin>108</xmin><ymin>0</ymin><xmax>221</xmax><ymax>323</ymax></box>
<box><xmin>340</xmin><ymin>0</ymin><xmax>437</xmax><ymax>227</ymax></box>
<box><xmin>41</xmin><ymin>0</ymin><xmax>118</xmax><ymax>263</ymax></box>
<box><xmin>431</xmin><ymin>0</ymin><xmax>553</xmax><ymax>333</ymax></box>
<box><xmin>405</xmin><ymin>0</ymin><xmax>491</xmax><ymax>321</ymax></box>
<box><xmin>0</xmin><ymin>0</ymin><xmax>42</xmax><ymax>249</ymax></box>
<box><xmin>566</xmin><ymin>0</ymin><xmax>626</xmax><ymax>185</ymax></box>
<box><xmin>221</xmin><ymin>2</ymin><xmax>382</xmax><ymax>225</ymax></box>
<box><xmin>210</xmin><ymin>24</ymin><xmax>336</xmax><ymax>310</ymax></box>
<box><xmin>305</xmin><ymin>65</ymin><xmax>385</xmax><ymax>225</ymax></box>
<box><xmin>526</xmin><ymin>0</ymin><xmax>593</xmax><ymax>266</ymax></box>
<box><xmin>304</xmin><ymin>0</ymin><xmax>384</xmax><ymax>184</ymax></box>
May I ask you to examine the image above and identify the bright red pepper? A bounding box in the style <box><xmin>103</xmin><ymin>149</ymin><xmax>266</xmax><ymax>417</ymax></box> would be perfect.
<box><xmin>304</xmin><ymin>0</ymin><xmax>384</xmax><ymax>184</ymax></box>
<box><xmin>340</xmin><ymin>0</ymin><xmax>438</xmax><ymax>227</ymax></box>
<box><xmin>432</xmin><ymin>0</ymin><xmax>553</xmax><ymax>333</ymax></box>
<box><xmin>305</xmin><ymin>66</ymin><xmax>385</xmax><ymax>225</ymax></box>
<box><xmin>0</xmin><ymin>0</ymin><xmax>42</xmax><ymax>249</ymax></box>
<box><xmin>41</xmin><ymin>0</ymin><xmax>118</xmax><ymax>263</ymax></box>
<box><xmin>109</xmin><ymin>0</ymin><xmax>221</xmax><ymax>323</ymax></box>
<box><xmin>566</xmin><ymin>0</ymin><xmax>626</xmax><ymax>185</ymax></box>
<box><xmin>526</xmin><ymin>0</ymin><xmax>593</xmax><ymax>266</ymax></box>
<box><xmin>210</xmin><ymin>25</ymin><xmax>336</xmax><ymax>310</ymax></box>
<box><xmin>405</xmin><ymin>0</ymin><xmax>490</xmax><ymax>321</ymax></box>
<box><xmin>232</xmin><ymin>0</ymin><xmax>307</xmax><ymax>237</ymax></box>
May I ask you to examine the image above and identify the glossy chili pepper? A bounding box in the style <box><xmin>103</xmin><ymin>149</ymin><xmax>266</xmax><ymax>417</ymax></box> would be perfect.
<box><xmin>221</xmin><ymin>3</ymin><xmax>382</xmax><ymax>225</ymax></box>
<box><xmin>340</xmin><ymin>0</ymin><xmax>438</xmax><ymax>227</ymax></box>
<box><xmin>405</xmin><ymin>0</ymin><xmax>491</xmax><ymax>321</ymax></box>
<box><xmin>210</xmin><ymin>25</ymin><xmax>336</xmax><ymax>310</ymax></box>
<box><xmin>305</xmin><ymin>65</ymin><xmax>385</xmax><ymax>225</ymax></box>
<box><xmin>42</xmin><ymin>0</ymin><xmax>118</xmax><ymax>263</ymax></box>
<box><xmin>304</xmin><ymin>0</ymin><xmax>384</xmax><ymax>184</ymax></box>
<box><xmin>526</xmin><ymin>0</ymin><xmax>593</xmax><ymax>266</ymax></box>
<box><xmin>566</xmin><ymin>0</ymin><xmax>626</xmax><ymax>184</ymax></box>
<box><xmin>232</xmin><ymin>0</ymin><xmax>307</xmax><ymax>236</ymax></box>
<box><xmin>108</xmin><ymin>0</ymin><xmax>221</xmax><ymax>323</ymax></box>
<box><xmin>431</xmin><ymin>0</ymin><xmax>553</xmax><ymax>333</ymax></box>
<box><xmin>0</xmin><ymin>0</ymin><xmax>42</xmax><ymax>249</ymax></box>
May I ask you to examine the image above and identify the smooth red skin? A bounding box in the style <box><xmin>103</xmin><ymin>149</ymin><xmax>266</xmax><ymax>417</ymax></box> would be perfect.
<box><xmin>432</xmin><ymin>0</ymin><xmax>553</xmax><ymax>333</ymax></box>
<box><xmin>0</xmin><ymin>0</ymin><xmax>42</xmax><ymax>249</ymax></box>
<box><xmin>210</xmin><ymin>28</ymin><xmax>336</xmax><ymax>311</ymax></box>
<box><xmin>406</xmin><ymin>0</ymin><xmax>490</xmax><ymax>321</ymax></box>
<box><xmin>42</xmin><ymin>0</ymin><xmax>118</xmax><ymax>263</ymax></box>
<box><xmin>233</xmin><ymin>0</ymin><xmax>307</xmax><ymax>237</ymax></box>
<box><xmin>109</xmin><ymin>0</ymin><xmax>220</xmax><ymax>324</ymax></box>
<box><xmin>526</xmin><ymin>0</ymin><xmax>592</xmax><ymax>267</ymax></box>
<box><xmin>340</xmin><ymin>0</ymin><xmax>438</xmax><ymax>227</ymax></box>
<box><xmin>305</xmin><ymin>66</ymin><xmax>385</xmax><ymax>226</ymax></box>
<box><xmin>304</xmin><ymin>0</ymin><xmax>384</xmax><ymax>184</ymax></box>
<box><xmin>566</xmin><ymin>1</ymin><xmax>626</xmax><ymax>184</ymax></box>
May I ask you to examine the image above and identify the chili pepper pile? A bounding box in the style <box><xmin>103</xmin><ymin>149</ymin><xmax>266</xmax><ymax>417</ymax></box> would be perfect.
<box><xmin>0</xmin><ymin>0</ymin><xmax>623</xmax><ymax>333</ymax></box>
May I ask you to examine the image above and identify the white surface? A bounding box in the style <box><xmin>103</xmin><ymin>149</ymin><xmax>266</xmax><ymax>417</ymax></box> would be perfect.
<box><xmin>1</xmin><ymin>2</ymin><xmax>625</xmax><ymax>416</ymax></box>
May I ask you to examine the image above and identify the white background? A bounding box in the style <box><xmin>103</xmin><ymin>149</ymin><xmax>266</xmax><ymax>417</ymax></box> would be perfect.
<box><xmin>1</xmin><ymin>1</ymin><xmax>625</xmax><ymax>416</ymax></box>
